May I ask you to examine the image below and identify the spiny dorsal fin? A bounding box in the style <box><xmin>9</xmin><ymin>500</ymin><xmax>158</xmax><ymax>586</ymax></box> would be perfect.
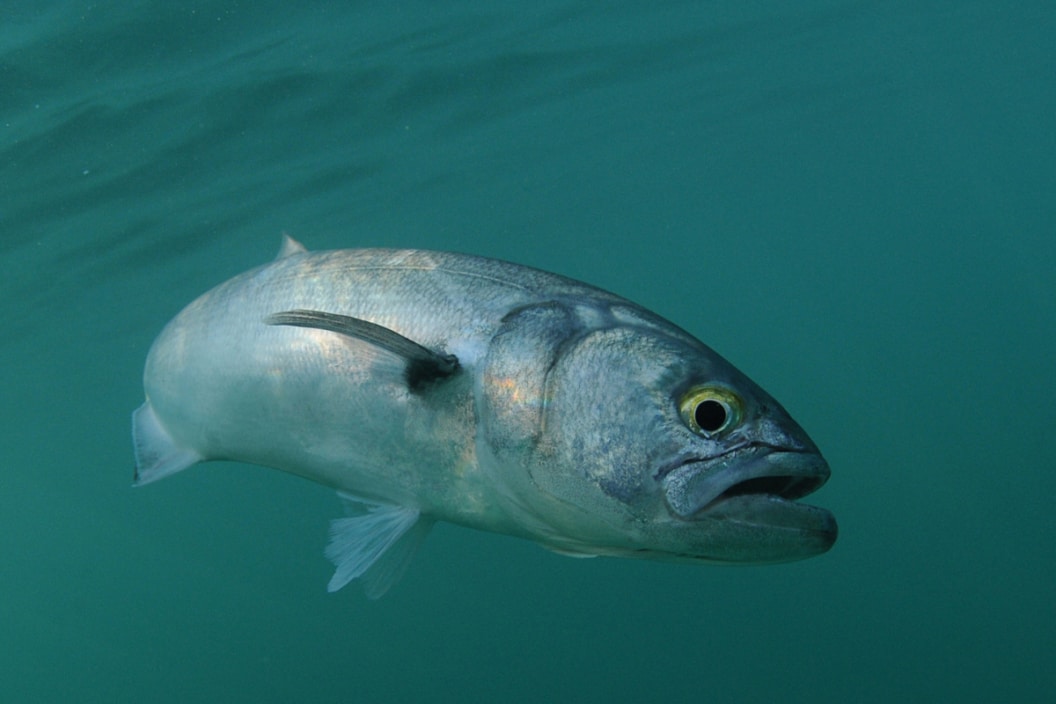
<box><xmin>265</xmin><ymin>309</ymin><xmax>460</xmax><ymax>390</ymax></box>
<box><xmin>275</xmin><ymin>233</ymin><xmax>308</xmax><ymax>259</ymax></box>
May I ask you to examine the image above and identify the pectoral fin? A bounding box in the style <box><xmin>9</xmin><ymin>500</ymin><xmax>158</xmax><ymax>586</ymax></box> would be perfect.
<box><xmin>325</xmin><ymin>493</ymin><xmax>433</xmax><ymax>599</ymax></box>
<box><xmin>265</xmin><ymin>309</ymin><xmax>459</xmax><ymax>390</ymax></box>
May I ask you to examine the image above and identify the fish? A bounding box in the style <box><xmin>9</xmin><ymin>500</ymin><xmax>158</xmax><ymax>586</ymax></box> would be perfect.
<box><xmin>132</xmin><ymin>235</ymin><xmax>836</xmax><ymax>597</ymax></box>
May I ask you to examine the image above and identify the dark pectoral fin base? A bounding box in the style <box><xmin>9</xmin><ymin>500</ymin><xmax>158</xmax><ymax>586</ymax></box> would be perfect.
<box><xmin>265</xmin><ymin>309</ymin><xmax>459</xmax><ymax>389</ymax></box>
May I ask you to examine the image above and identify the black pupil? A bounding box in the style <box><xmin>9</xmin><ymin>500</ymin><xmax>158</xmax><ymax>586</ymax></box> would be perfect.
<box><xmin>695</xmin><ymin>399</ymin><xmax>728</xmax><ymax>432</ymax></box>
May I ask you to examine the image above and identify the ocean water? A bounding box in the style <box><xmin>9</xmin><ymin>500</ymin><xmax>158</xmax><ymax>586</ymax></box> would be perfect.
<box><xmin>2</xmin><ymin>1</ymin><xmax>1053</xmax><ymax>702</ymax></box>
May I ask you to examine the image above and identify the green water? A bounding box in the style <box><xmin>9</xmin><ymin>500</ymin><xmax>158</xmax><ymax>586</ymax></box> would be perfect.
<box><xmin>2</xmin><ymin>1</ymin><xmax>1053</xmax><ymax>702</ymax></box>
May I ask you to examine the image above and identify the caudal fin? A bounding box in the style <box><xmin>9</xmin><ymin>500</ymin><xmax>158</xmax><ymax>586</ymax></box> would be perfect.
<box><xmin>131</xmin><ymin>402</ymin><xmax>202</xmax><ymax>486</ymax></box>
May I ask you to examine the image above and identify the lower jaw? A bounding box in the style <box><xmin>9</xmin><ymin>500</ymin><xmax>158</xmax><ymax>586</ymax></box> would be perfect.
<box><xmin>688</xmin><ymin>493</ymin><xmax>838</xmax><ymax>561</ymax></box>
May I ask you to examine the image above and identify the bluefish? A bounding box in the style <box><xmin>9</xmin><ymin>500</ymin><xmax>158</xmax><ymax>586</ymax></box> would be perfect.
<box><xmin>133</xmin><ymin>236</ymin><xmax>836</xmax><ymax>597</ymax></box>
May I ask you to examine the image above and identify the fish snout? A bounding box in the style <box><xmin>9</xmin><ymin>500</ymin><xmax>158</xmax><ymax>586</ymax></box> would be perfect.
<box><xmin>659</xmin><ymin>445</ymin><xmax>836</xmax><ymax>561</ymax></box>
<box><xmin>661</xmin><ymin>445</ymin><xmax>830</xmax><ymax>519</ymax></box>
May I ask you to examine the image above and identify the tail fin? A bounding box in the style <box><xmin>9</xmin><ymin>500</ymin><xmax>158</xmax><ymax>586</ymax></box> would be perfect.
<box><xmin>131</xmin><ymin>402</ymin><xmax>202</xmax><ymax>486</ymax></box>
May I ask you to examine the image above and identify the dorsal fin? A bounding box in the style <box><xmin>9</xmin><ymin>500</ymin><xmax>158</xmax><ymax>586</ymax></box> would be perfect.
<box><xmin>275</xmin><ymin>233</ymin><xmax>308</xmax><ymax>260</ymax></box>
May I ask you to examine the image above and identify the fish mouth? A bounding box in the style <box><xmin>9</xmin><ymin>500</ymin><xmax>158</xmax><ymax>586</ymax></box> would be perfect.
<box><xmin>660</xmin><ymin>444</ymin><xmax>836</xmax><ymax>551</ymax></box>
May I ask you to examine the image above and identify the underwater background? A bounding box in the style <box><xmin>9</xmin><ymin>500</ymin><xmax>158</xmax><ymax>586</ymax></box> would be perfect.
<box><xmin>2</xmin><ymin>1</ymin><xmax>1053</xmax><ymax>702</ymax></box>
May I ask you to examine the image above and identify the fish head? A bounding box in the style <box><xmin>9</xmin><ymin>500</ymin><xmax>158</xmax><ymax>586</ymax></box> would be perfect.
<box><xmin>480</xmin><ymin>302</ymin><xmax>837</xmax><ymax>563</ymax></box>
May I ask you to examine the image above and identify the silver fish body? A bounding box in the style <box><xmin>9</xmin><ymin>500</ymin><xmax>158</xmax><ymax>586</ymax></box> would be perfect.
<box><xmin>133</xmin><ymin>236</ymin><xmax>836</xmax><ymax>596</ymax></box>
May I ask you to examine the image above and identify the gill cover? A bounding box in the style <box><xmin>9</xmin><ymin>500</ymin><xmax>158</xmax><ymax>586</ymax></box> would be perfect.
<box><xmin>477</xmin><ymin>302</ymin><xmax>579</xmax><ymax>508</ymax></box>
<box><xmin>478</xmin><ymin>301</ymin><xmax>683</xmax><ymax>554</ymax></box>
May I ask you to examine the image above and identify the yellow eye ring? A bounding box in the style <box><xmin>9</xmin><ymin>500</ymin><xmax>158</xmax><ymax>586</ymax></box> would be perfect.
<box><xmin>679</xmin><ymin>385</ymin><xmax>743</xmax><ymax>436</ymax></box>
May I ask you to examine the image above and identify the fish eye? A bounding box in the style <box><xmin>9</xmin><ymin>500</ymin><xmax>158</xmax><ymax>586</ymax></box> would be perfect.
<box><xmin>679</xmin><ymin>386</ymin><xmax>743</xmax><ymax>436</ymax></box>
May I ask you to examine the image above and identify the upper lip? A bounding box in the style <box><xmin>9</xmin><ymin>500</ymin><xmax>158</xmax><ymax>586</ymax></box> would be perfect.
<box><xmin>660</xmin><ymin>443</ymin><xmax>830</xmax><ymax>519</ymax></box>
